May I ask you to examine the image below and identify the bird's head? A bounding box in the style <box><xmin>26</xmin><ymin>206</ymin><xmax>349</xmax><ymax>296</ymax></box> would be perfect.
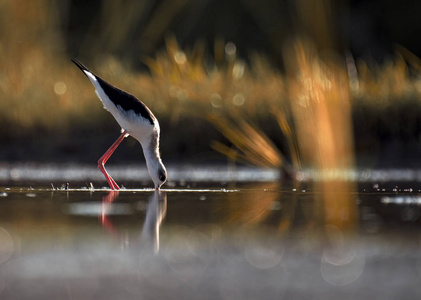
<box><xmin>152</xmin><ymin>163</ymin><xmax>167</xmax><ymax>190</ymax></box>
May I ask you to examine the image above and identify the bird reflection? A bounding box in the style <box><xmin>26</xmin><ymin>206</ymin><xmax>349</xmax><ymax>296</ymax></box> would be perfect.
<box><xmin>140</xmin><ymin>191</ymin><xmax>167</xmax><ymax>254</ymax></box>
<box><xmin>100</xmin><ymin>191</ymin><xmax>120</xmax><ymax>237</ymax></box>
<box><xmin>99</xmin><ymin>190</ymin><xmax>167</xmax><ymax>253</ymax></box>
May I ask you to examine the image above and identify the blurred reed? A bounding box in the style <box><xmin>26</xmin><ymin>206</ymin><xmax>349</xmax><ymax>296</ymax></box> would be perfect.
<box><xmin>142</xmin><ymin>36</ymin><xmax>296</xmax><ymax>176</ymax></box>
<box><xmin>286</xmin><ymin>0</ymin><xmax>358</xmax><ymax>231</ymax></box>
<box><xmin>283</xmin><ymin>38</ymin><xmax>357</xmax><ymax>230</ymax></box>
<box><xmin>284</xmin><ymin>39</ymin><xmax>355</xmax><ymax>171</ymax></box>
<box><xmin>1</xmin><ymin>0</ymin><xmax>421</xmax><ymax>181</ymax></box>
<box><xmin>0</xmin><ymin>0</ymin><xmax>106</xmax><ymax>137</ymax></box>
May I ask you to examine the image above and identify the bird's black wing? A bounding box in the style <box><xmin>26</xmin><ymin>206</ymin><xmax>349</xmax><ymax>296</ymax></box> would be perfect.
<box><xmin>95</xmin><ymin>76</ymin><xmax>155</xmax><ymax>125</ymax></box>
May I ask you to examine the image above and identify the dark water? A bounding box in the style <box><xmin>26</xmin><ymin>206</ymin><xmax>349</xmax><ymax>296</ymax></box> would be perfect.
<box><xmin>0</xmin><ymin>181</ymin><xmax>421</xmax><ymax>299</ymax></box>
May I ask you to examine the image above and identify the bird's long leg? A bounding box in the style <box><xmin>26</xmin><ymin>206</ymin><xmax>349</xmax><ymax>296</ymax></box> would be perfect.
<box><xmin>98</xmin><ymin>130</ymin><xmax>128</xmax><ymax>190</ymax></box>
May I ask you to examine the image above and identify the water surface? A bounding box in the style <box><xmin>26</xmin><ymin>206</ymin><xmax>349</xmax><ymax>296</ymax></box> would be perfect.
<box><xmin>0</xmin><ymin>181</ymin><xmax>420</xmax><ymax>299</ymax></box>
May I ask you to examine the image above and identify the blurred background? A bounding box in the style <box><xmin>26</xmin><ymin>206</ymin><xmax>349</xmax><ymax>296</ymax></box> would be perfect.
<box><xmin>2</xmin><ymin>0</ymin><xmax>421</xmax><ymax>172</ymax></box>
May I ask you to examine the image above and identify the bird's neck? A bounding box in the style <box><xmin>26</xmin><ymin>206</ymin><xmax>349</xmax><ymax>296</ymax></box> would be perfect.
<box><xmin>141</xmin><ymin>134</ymin><xmax>162</xmax><ymax>170</ymax></box>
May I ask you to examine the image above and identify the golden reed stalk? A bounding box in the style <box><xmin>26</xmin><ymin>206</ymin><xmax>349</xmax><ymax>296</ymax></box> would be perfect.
<box><xmin>284</xmin><ymin>39</ymin><xmax>357</xmax><ymax>231</ymax></box>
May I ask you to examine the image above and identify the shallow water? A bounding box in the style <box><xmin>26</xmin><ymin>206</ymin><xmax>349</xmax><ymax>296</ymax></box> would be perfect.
<box><xmin>0</xmin><ymin>181</ymin><xmax>421</xmax><ymax>299</ymax></box>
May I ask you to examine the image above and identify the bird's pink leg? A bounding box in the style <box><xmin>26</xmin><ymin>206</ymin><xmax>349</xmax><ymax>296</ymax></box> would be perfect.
<box><xmin>98</xmin><ymin>130</ymin><xmax>128</xmax><ymax>190</ymax></box>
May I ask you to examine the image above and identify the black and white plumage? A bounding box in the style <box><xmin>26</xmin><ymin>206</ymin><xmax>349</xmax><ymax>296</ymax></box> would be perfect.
<box><xmin>71</xmin><ymin>58</ymin><xmax>167</xmax><ymax>190</ymax></box>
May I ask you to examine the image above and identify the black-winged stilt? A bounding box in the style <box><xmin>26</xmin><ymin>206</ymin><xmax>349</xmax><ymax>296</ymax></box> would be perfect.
<box><xmin>71</xmin><ymin>58</ymin><xmax>167</xmax><ymax>190</ymax></box>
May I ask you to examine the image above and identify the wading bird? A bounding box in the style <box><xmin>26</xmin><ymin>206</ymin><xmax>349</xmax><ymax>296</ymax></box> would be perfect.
<box><xmin>71</xmin><ymin>58</ymin><xmax>167</xmax><ymax>190</ymax></box>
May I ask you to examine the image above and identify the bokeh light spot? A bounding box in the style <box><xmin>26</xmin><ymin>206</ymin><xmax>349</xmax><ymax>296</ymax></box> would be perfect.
<box><xmin>210</xmin><ymin>93</ymin><xmax>222</xmax><ymax>108</ymax></box>
<box><xmin>233</xmin><ymin>93</ymin><xmax>245</xmax><ymax>106</ymax></box>
<box><xmin>54</xmin><ymin>81</ymin><xmax>67</xmax><ymax>95</ymax></box>
<box><xmin>174</xmin><ymin>51</ymin><xmax>187</xmax><ymax>65</ymax></box>
<box><xmin>225</xmin><ymin>42</ymin><xmax>236</xmax><ymax>61</ymax></box>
